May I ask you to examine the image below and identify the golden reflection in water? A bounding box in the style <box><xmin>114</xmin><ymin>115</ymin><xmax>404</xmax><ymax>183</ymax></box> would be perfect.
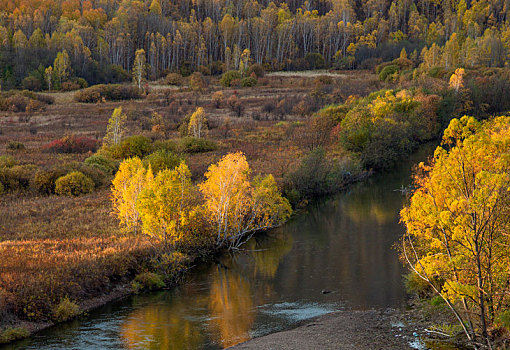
<box><xmin>120</xmin><ymin>295</ymin><xmax>207</xmax><ymax>350</ymax></box>
<box><xmin>342</xmin><ymin>189</ymin><xmax>397</xmax><ymax>225</ymax></box>
<box><xmin>120</xmin><ymin>233</ymin><xmax>293</xmax><ymax>349</ymax></box>
<box><xmin>248</xmin><ymin>232</ymin><xmax>293</xmax><ymax>279</ymax></box>
<box><xmin>207</xmin><ymin>266</ymin><xmax>255</xmax><ymax>348</ymax></box>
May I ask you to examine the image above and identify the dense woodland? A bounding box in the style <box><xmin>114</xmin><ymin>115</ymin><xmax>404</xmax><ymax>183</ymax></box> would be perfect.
<box><xmin>1</xmin><ymin>0</ymin><xmax>510</xmax><ymax>87</ymax></box>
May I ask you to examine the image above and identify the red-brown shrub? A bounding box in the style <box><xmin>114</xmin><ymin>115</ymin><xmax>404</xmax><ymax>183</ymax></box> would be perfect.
<box><xmin>42</xmin><ymin>135</ymin><xmax>98</xmax><ymax>154</ymax></box>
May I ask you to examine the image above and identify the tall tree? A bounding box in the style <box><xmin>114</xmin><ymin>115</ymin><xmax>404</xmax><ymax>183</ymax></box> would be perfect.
<box><xmin>104</xmin><ymin>107</ymin><xmax>127</xmax><ymax>146</ymax></box>
<box><xmin>188</xmin><ymin>107</ymin><xmax>207</xmax><ymax>138</ymax></box>
<box><xmin>53</xmin><ymin>50</ymin><xmax>71</xmax><ymax>86</ymax></box>
<box><xmin>111</xmin><ymin>157</ymin><xmax>153</xmax><ymax>234</ymax></box>
<box><xmin>133</xmin><ymin>49</ymin><xmax>147</xmax><ymax>89</ymax></box>
<box><xmin>44</xmin><ymin>66</ymin><xmax>53</xmax><ymax>92</ymax></box>
<box><xmin>401</xmin><ymin>116</ymin><xmax>510</xmax><ymax>346</ymax></box>
<box><xmin>199</xmin><ymin>152</ymin><xmax>292</xmax><ymax>248</ymax></box>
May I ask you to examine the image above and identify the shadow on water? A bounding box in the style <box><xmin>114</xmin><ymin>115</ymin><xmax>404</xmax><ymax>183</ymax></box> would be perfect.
<box><xmin>5</xmin><ymin>143</ymin><xmax>455</xmax><ymax>350</ymax></box>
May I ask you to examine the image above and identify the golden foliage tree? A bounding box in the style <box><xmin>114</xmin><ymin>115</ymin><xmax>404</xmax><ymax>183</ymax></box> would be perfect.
<box><xmin>133</xmin><ymin>49</ymin><xmax>146</xmax><ymax>89</ymax></box>
<box><xmin>199</xmin><ymin>152</ymin><xmax>292</xmax><ymax>248</ymax></box>
<box><xmin>111</xmin><ymin>157</ymin><xmax>153</xmax><ymax>234</ymax></box>
<box><xmin>188</xmin><ymin>107</ymin><xmax>207</xmax><ymax>138</ymax></box>
<box><xmin>104</xmin><ymin>107</ymin><xmax>127</xmax><ymax>146</ymax></box>
<box><xmin>44</xmin><ymin>66</ymin><xmax>53</xmax><ymax>91</ymax></box>
<box><xmin>401</xmin><ymin>116</ymin><xmax>510</xmax><ymax>345</ymax></box>
<box><xmin>449</xmin><ymin>67</ymin><xmax>465</xmax><ymax>92</ymax></box>
<box><xmin>137</xmin><ymin>161</ymin><xmax>195</xmax><ymax>244</ymax></box>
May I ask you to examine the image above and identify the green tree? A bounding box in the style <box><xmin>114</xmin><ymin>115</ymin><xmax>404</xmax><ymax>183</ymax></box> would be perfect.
<box><xmin>54</xmin><ymin>50</ymin><xmax>71</xmax><ymax>87</ymax></box>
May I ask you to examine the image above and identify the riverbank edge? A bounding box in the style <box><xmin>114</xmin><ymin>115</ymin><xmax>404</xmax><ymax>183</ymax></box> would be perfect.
<box><xmin>229</xmin><ymin>306</ymin><xmax>468</xmax><ymax>350</ymax></box>
<box><xmin>1</xmin><ymin>171</ymin><xmax>372</xmax><ymax>346</ymax></box>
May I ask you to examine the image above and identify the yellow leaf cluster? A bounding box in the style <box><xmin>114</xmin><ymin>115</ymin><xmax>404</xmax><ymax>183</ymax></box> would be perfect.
<box><xmin>401</xmin><ymin>115</ymin><xmax>510</xmax><ymax>328</ymax></box>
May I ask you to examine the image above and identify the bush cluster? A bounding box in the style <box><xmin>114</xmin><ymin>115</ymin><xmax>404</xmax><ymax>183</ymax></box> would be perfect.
<box><xmin>378</xmin><ymin>64</ymin><xmax>400</xmax><ymax>82</ymax></box>
<box><xmin>52</xmin><ymin>297</ymin><xmax>80</xmax><ymax>322</ymax></box>
<box><xmin>241</xmin><ymin>76</ymin><xmax>257</xmax><ymax>87</ymax></box>
<box><xmin>55</xmin><ymin>171</ymin><xmax>95</xmax><ymax>196</ymax></box>
<box><xmin>220</xmin><ymin>71</ymin><xmax>241</xmax><ymax>87</ymax></box>
<box><xmin>61</xmin><ymin>82</ymin><xmax>81</xmax><ymax>91</ymax></box>
<box><xmin>0</xmin><ymin>327</ymin><xmax>29</xmax><ymax>343</ymax></box>
<box><xmin>84</xmin><ymin>155</ymin><xmax>119</xmax><ymax>175</ymax></box>
<box><xmin>143</xmin><ymin>150</ymin><xmax>182</xmax><ymax>174</ymax></box>
<box><xmin>285</xmin><ymin>148</ymin><xmax>363</xmax><ymax>203</ymax></box>
<box><xmin>6</xmin><ymin>141</ymin><xmax>25</xmax><ymax>151</ymax></box>
<box><xmin>165</xmin><ymin>73</ymin><xmax>183</xmax><ymax>86</ymax></box>
<box><xmin>0</xmin><ymin>91</ymin><xmax>54</xmax><ymax>112</ymax></box>
<box><xmin>247</xmin><ymin>64</ymin><xmax>265</xmax><ymax>78</ymax></box>
<box><xmin>108</xmin><ymin>135</ymin><xmax>154</xmax><ymax>159</ymax></box>
<box><xmin>131</xmin><ymin>272</ymin><xmax>165</xmax><ymax>293</ymax></box>
<box><xmin>42</xmin><ymin>135</ymin><xmax>98</xmax><ymax>153</ymax></box>
<box><xmin>337</xmin><ymin>89</ymin><xmax>439</xmax><ymax>170</ymax></box>
<box><xmin>178</xmin><ymin>137</ymin><xmax>217</xmax><ymax>153</ymax></box>
<box><xmin>74</xmin><ymin>84</ymin><xmax>142</xmax><ymax>103</ymax></box>
<box><xmin>36</xmin><ymin>161</ymin><xmax>110</xmax><ymax>194</ymax></box>
<box><xmin>0</xmin><ymin>156</ymin><xmax>112</xmax><ymax>195</ymax></box>
<box><xmin>32</xmin><ymin>168</ymin><xmax>66</xmax><ymax>194</ymax></box>
<box><xmin>0</xmin><ymin>160</ymin><xmax>38</xmax><ymax>192</ymax></box>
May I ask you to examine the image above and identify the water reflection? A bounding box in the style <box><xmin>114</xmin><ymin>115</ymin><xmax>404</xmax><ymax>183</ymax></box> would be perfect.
<box><xmin>6</xmin><ymin>144</ymin><xmax>437</xmax><ymax>350</ymax></box>
<box><xmin>116</xmin><ymin>232</ymin><xmax>294</xmax><ymax>350</ymax></box>
<box><xmin>120</xmin><ymin>292</ymin><xmax>207</xmax><ymax>349</ymax></box>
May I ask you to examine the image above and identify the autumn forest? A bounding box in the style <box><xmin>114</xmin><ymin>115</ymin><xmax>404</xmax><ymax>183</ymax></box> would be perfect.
<box><xmin>1</xmin><ymin>0</ymin><xmax>510</xmax><ymax>87</ymax></box>
<box><xmin>0</xmin><ymin>0</ymin><xmax>510</xmax><ymax>348</ymax></box>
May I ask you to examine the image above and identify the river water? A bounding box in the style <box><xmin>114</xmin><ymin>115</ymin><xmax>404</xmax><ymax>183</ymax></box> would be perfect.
<box><xmin>6</xmin><ymin>145</ymin><xmax>436</xmax><ymax>350</ymax></box>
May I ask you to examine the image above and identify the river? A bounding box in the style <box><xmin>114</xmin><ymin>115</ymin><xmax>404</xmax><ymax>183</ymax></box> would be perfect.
<box><xmin>6</xmin><ymin>144</ymin><xmax>436</xmax><ymax>350</ymax></box>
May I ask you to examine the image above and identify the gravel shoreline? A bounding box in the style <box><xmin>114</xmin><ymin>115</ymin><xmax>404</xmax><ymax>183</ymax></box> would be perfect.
<box><xmin>230</xmin><ymin>308</ymin><xmax>430</xmax><ymax>350</ymax></box>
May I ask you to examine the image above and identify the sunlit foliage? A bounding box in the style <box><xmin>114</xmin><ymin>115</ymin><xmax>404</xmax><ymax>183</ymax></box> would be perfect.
<box><xmin>199</xmin><ymin>152</ymin><xmax>292</xmax><ymax>248</ymax></box>
<box><xmin>401</xmin><ymin>116</ymin><xmax>510</xmax><ymax>345</ymax></box>
<box><xmin>188</xmin><ymin>107</ymin><xmax>207</xmax><ymax>139</ymax></box>
<box><xmin>112</xmin><ymin>152</ymin><xmax>291</xmax><ymax>249</ymax></box>
<box><xmin>339</xmin><ymin>89</ymin><xmax>440</xmax><ymax>170</ymax></box>
<box><xmin>137</xmin><ymin>162</ymin><xmax>195</xmax><ymax>244</ymax></box>
<box><xmin>111</xmin><ymin>157</ymin><xmax>152</xmax><ymax>234</ymax></box>
<box><xmin>103</xmin><ymin>107</ymin><xmax>127</xmax><ymax>147</ymax></box>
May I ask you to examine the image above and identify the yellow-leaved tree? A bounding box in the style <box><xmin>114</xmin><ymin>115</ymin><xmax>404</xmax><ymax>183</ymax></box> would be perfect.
<box><xmin>401</xmin><ymin>116</ymin><xmax>510</xmax><ymax>346</ymax></box>
<box><xmin>449</xmin><ymin>67</ymin><xmax>465</xmax><ymax>92</ymax></box>
<box><xmin>199</xmin><ymin>152</ymin><xmax>292</xmax><ymax>248</ymax></box>
<box><xmin>137</xmin><ymin>161</ymin><xmax>195</xmax><ymax>245</ymax></box>
<box><xmin>188</xmin><ymin>107</ymin><xmax>207</xmax><ymax>138</ymax></box>
<box><xmin>111</xmin><ymin>157</ymin><xmax>153</xmax><ymax>234</ymax></box>
<box><xmin>104</xmin><ymin>107</ymin><xmax>127</xmax><ymax>147</ymax></box>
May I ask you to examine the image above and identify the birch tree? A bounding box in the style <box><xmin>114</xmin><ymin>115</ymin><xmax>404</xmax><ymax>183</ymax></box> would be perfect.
<box><xmin>133</xmin><ymin>49</ymin><xmax>147</xmax><ymax>89</ymax></box>
<box><xmin>401</xmin><ymin>116</ymin><xmax>510</xmax><ymax>347</ymax></box>
<box><xmin>104</xmin><ymin>107</ymin><xmax>127</xmax><ymax>146</ymax></box>
<box><xmin>188</xmin><ymin>107</ymin><xmax>207</xmax><ymax>138</ymax></box>
<box><xmin>199</xmin><ymin>152</ymin><xmax>292</xmax><ymax>248</ymax></box>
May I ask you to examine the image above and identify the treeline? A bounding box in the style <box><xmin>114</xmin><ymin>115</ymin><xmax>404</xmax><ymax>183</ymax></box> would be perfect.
<box><xmin>1</xmin><ymin>0</ymin><xmax>510</xmax><ymax>88</ymax></box>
